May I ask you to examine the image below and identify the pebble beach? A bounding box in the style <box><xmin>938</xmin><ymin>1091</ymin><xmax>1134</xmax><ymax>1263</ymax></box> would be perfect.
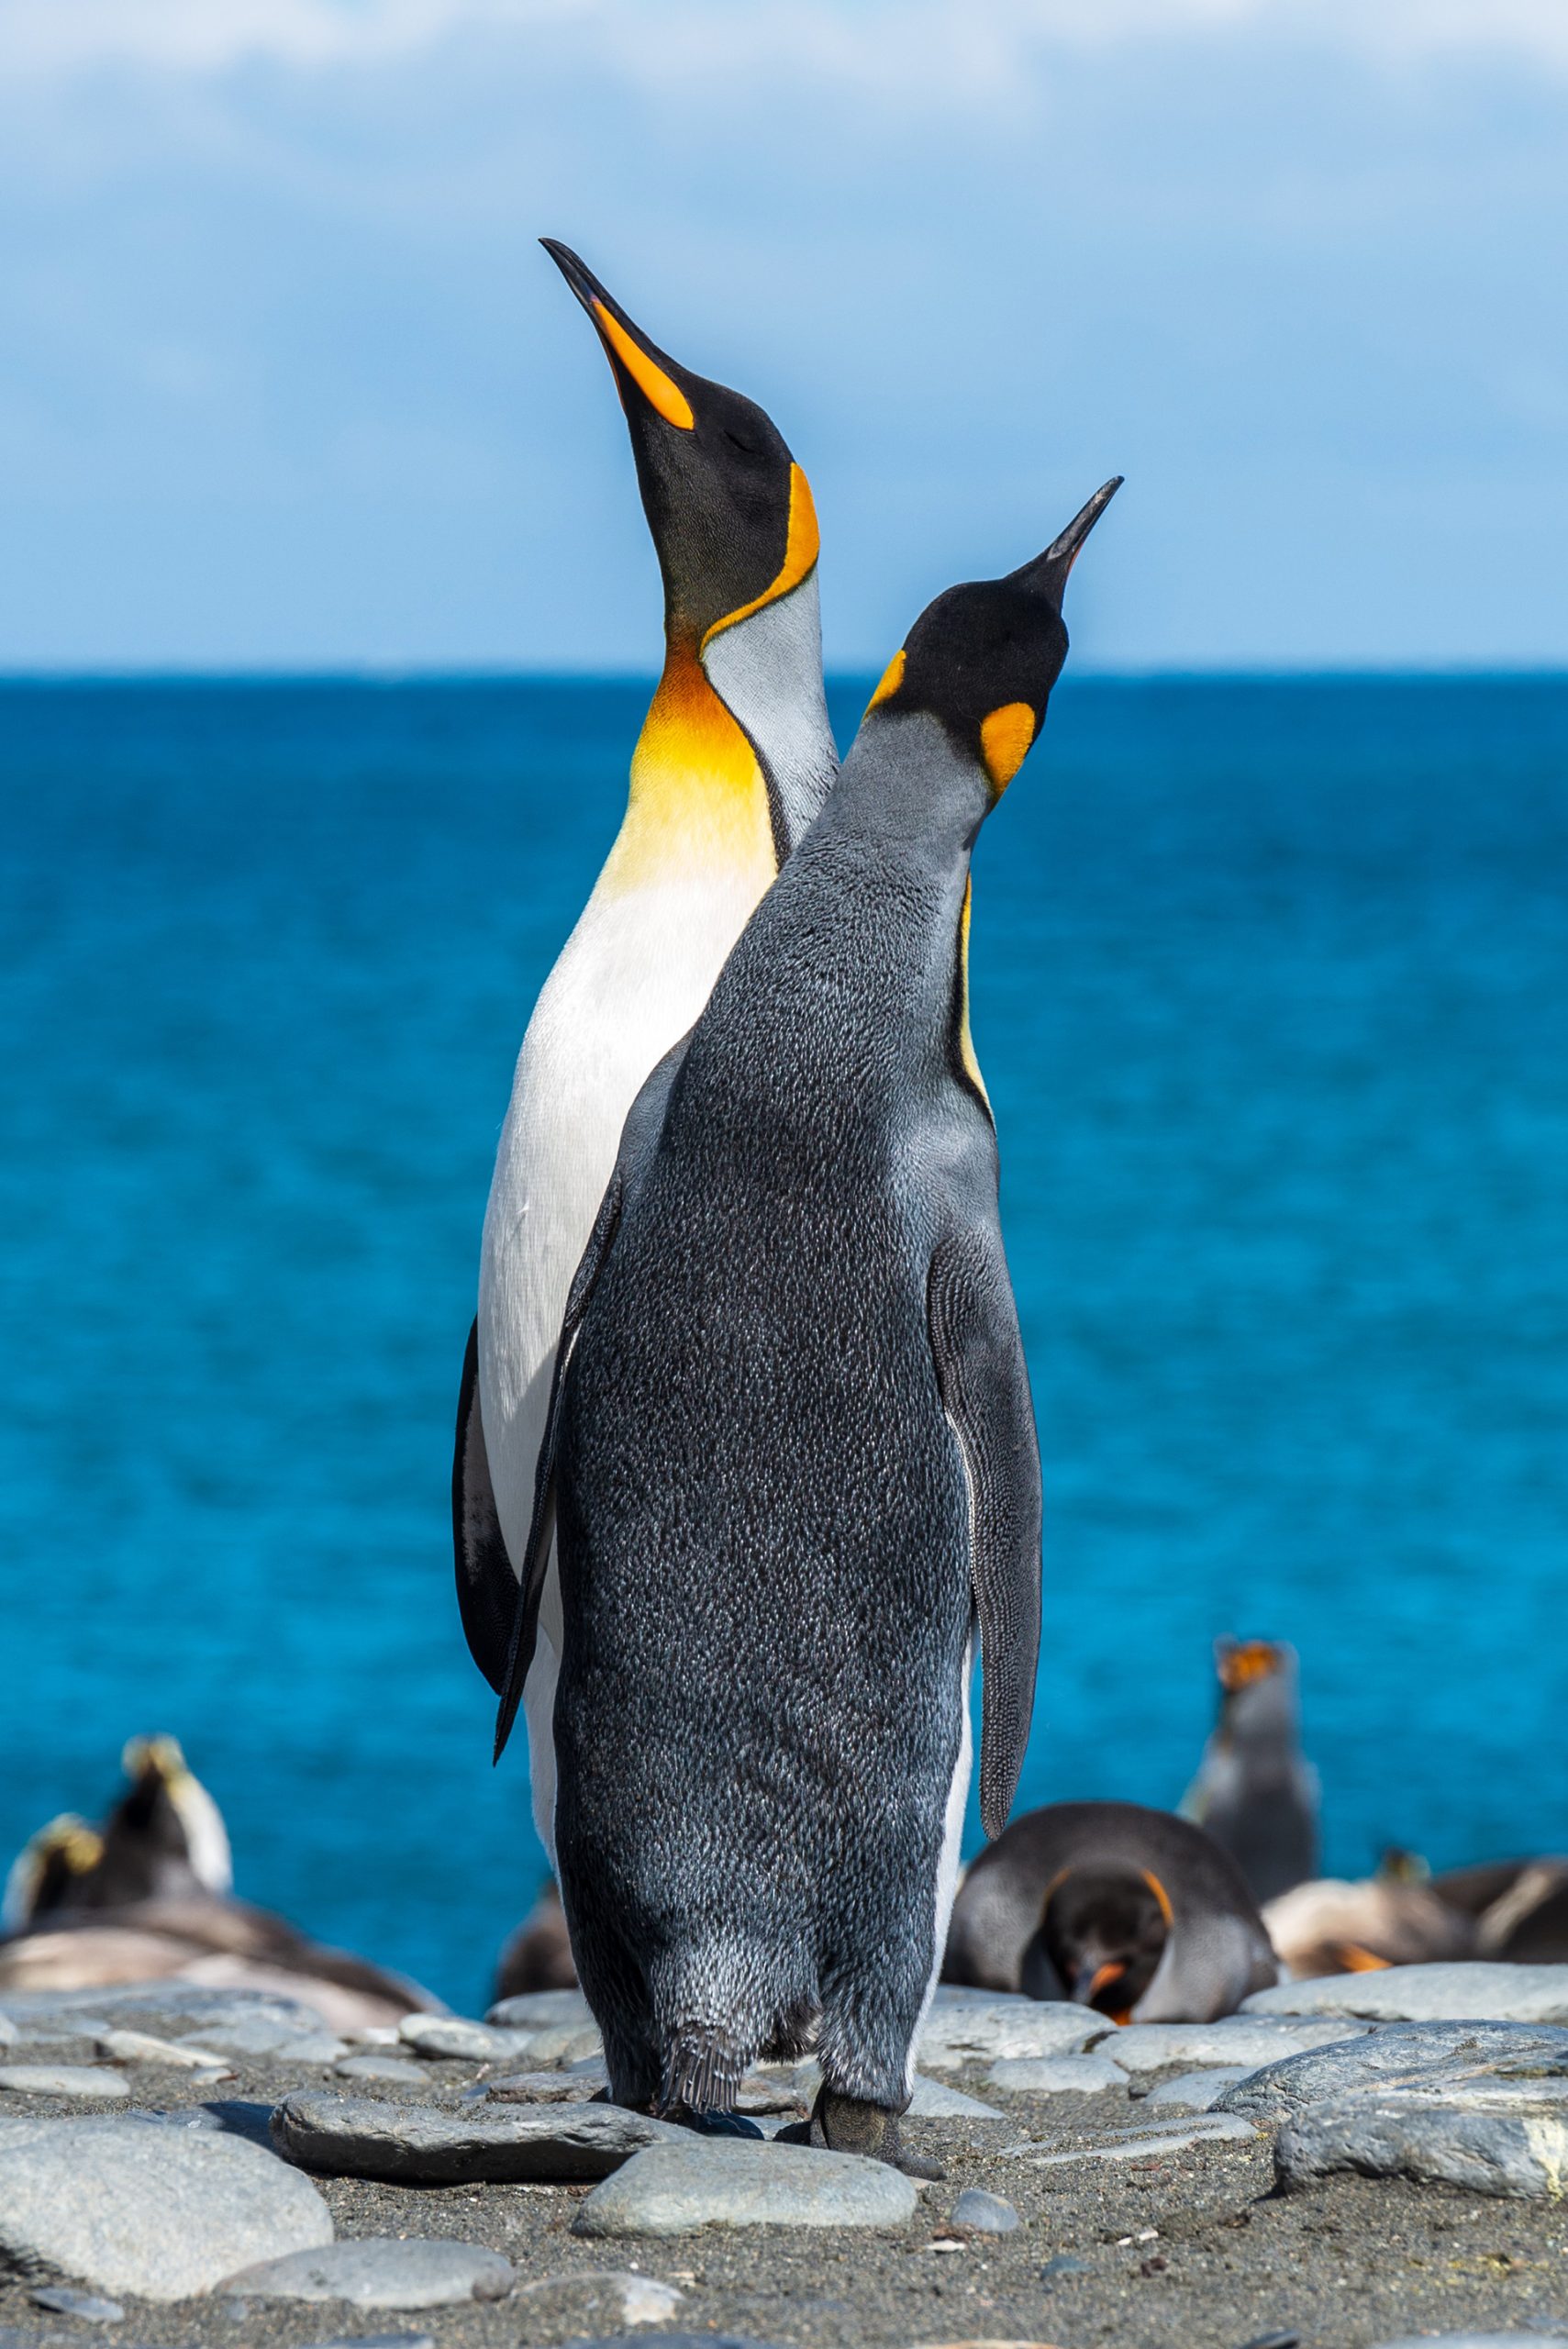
<box><xmin>3</xmin><ymin>1967</ymin><xmax>1567</xmax><ymax>2349</ymax></box>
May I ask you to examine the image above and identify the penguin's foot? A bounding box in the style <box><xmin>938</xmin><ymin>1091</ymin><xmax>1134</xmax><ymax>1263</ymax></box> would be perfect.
<box><xmin>664</xmin><ymin>2102</ymin><xmax>764</xmax><ymax>2140</ymax></box>
<box><xmin>799</xmin><ymin>2088</ymin><xmax>947</xmax><ymax>2181</ymax></box>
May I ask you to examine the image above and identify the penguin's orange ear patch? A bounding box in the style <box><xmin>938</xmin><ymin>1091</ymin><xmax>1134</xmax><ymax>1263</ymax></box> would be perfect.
<box><xmin>592</xmin><ymin>302</ymin><xmax>695</xmax><ymax>429</ymax></box>
<box><xmin>1219</xmin><ymin>1640</ymin><xmax>1283</xmax><ymax>1692</ymax></box>
<box><xmin>866</xmin><ymin>648</ymin><xmax>906</xmax><ymax>714</ymax></box>
<box><xmin>979</xmin><ymin>701</ymin><xmax>1037</xmax><ymax>789</ymax></box>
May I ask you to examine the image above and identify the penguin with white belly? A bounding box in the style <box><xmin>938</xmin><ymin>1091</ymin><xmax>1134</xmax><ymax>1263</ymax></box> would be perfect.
<box><xmin>493</xmin><ymin>482</ymin><xmax>1120</xmax><ymax>2171</ymax></box>
<box><xmin>455</xmin><ymin>243</ymin><xmax>839</xmax><ymax>1861</ymax></box>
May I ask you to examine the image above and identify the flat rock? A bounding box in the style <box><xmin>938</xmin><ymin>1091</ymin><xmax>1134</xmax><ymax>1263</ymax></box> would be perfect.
<box><xmin>1143</xmin><ymin>2065</ymin><xmax>1253</xmax><ymax>2110</ymax></box>
<box><xmin>0</xmin><ymin>2066</ymin><xmax>130</xmax><ymax>2102</ymax></box>
<box><xmin>484</xmin><ymin>2066</ymin><xmax>606</xmax><ymax>2105</ymax></box>
<box><xmin>179</xmin><ymin>2017</ymin><xmax>346</xmax><ymax>2064</ymax></box>
<box><xmin>986</xmin><ymin>2052</ymin><xmax>1128</xmax><ymax>2096</ymax></box>
<box><xmin>333</xmin><ymin>2055</ymin><xmax>432</xmax><ymax>2088</ymax></box>
<box><xmin>396</xmin><ymin>2015</ymin><xmax>528</xmax><ymax>2064</ymax></box>
<box><xmin>302</xmin><ymin>2336</ymin><xmax>436</xmax><ymax>2349</ymax></box>
<box><xmin>512</xmin><ymin>2269</ymin><xmax>684</xmax><ymax>2325</ymax></box>
<box><xmin>917</xmin><ymin>1998</ymin><xmax>1106</xmax><ymax>2069</ymax></box>
<box><xmin>484</xmin><ymin>1989</ymin><xmax>595</xmax><ymax>2029</ymax></box>
<box><xmin>907</xmin><ymin>2074</ymin><xmax>1006</xmax><ymax>2120</ymax></box>
<box><xmin>223</xmin><ymin>2235</ymin><xmax>515</xmax><ymax>2307</ymax></box>
<box><xmin>544</xmin><ymin>2338</ymin><xmax>783</xmax><ymax>2349</ymax></box>
<box><xmin>96</xmin><ymin>2030</ymin><xmax>230</xmax><ymax>2072</ymax></box>
<box><xmin>272</xmin><ymin>2092</ymin><xmax>689</xmax><ymax>2183</ymax></box>
<box><xmin>28</xmin><ymin>2288</ymin><xmax>124</xmax><ymax>2321</ymax></box>
<box><xmin>1219</xmin><ymin>2021</ymin><xmax>1568</xmax><ymax>2125</ymax></box>
<box><xmin>1244</xmin><ymin>1963</ymin><xmax>1568</xmax><ymax>2025</ymax></box>
<box><xmin>1002</xmin><ymin>2111</ymin><xmax>1262</xmax><ymax>2167</ymax></box>
<box><xmin>0</xmin><ymin>2114</ymin><xmax>333</xmax><ymax>2299</ymax></box>
<box><xmin>1371</xmin><ymin>2337</ymin><xmax>1568</xmax><ymax>2347</ymax></box>
<box><xmin>1</xmin><ymin>1986</ymin><xmax>324</xmax><ymax>2034</ymax></box>
<box><xmin>1103</xmin><ymin>2017</ymin><xmax>1367</xmax><ymax>2074</ymax></box>
<box><xmin>573</xmin><ymin>2138</ymin><xmax>917</xmax><ymax>2235</ymax></box>
<box><xmin>949</xmin><ymin>2187</ymin><xmax>1018</xmax><ymax>2233</ymax></box>
<box><xmin>1278</xmin><ymin>2089</ymin><xmax>1568</xmax><ymax>2199</ymax></box>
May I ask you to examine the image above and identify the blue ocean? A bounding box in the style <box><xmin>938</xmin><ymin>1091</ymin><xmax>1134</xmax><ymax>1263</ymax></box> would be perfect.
<box><xmin>5</xmin><ymin>675</ymin><xmax>1566</xmax><ymax>2014</ymax></box>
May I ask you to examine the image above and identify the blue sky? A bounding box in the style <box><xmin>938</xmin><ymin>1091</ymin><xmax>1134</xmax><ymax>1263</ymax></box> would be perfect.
<box><xmin>2</xmin><ymin>0</ymin><xmax>1566</xmax><ymax>670</ymax></box>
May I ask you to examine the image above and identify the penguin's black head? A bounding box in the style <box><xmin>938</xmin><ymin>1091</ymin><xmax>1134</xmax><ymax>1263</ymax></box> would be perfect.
<box><xmin>541</xmin><ymin>239</ymin><xmax>817</xmax><ymax>648</ymax></box>
<box><xmin>862</xmin><ymin>477</ymin><xmax>1121</xmax><ymax>796</ymax></box>
<box><xmin>1022</xmin><ymin>1861</ymin><xmax>1171</xmax><ymax>2019</ymax></box>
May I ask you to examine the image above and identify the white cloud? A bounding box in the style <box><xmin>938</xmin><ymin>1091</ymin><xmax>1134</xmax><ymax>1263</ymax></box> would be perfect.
<box><xmin>6</xmin><ymin>0</ymin><xmax>1568</xmax><ymax>83</ymax></box>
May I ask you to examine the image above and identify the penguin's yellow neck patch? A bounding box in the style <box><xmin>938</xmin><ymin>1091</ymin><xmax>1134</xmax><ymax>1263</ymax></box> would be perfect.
<box><xmin>601</xmin><ymin>643</ymin><xmax>777</xmax><ymax>897</ymax></box>
<box><xmin>702</xmin><ymin>464</ymin><xmax>820</xmax><ymax>649</ymax></box>
<box><xmin>866</xmin><ymin>647</ymin><xmax>906</xmax><ymax>714</ymax></box>
<box><xmin>980</xmin><ymin>701</ymin><xmax>1037</xmax><ymax>791</ymax></box>
<box><xmin>956</xmin><ymin>874</ymin><xmax>990</xmax><ymax>1112</ymax></box>
<box><xmin>592</xmin><ymin>302</ymin><xmax>695</xmax><ymax>430</ymax></box>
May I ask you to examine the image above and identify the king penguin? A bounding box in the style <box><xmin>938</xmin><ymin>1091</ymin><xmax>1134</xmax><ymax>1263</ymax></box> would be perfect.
<box><xmin>1181</xmin><ymin>1638</ymin><xmax>1320</xmax><ymax>1904</ymax></box>
<box><xmin>943</xmin><ymin>1799</ymin><xmax>1278</xmax><ymax>2021</ymax></box>
<box><xmin>455</xmin><ymin>243</ymin><xmax>839</xmax><ymax>1861</ymax></box>
<box><xmin>492</xmin><ymin>479</ymin><xmax>1120</xmax><ymax>2171</ymax></box>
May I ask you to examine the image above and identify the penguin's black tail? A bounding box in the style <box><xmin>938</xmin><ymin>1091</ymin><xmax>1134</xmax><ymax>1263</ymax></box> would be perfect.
<box><xmin>661</xmin><ymin>2025</ymin><xmax>748</xmax><ymax>2118</ymax></box>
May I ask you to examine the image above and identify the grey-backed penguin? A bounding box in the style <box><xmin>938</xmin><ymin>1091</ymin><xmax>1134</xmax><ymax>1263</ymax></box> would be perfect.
<box><xmin>1181</xmin><ymin>1637</ymin><xmax>1320</xmax><ymax>1904</ymax></box>
<box><xmin>456</xmin><ymin>242</ymin><xmax>838</xmax><ymax>1865</ymax></box>
<box><xmin>943</xmin><ymin>1800</ymin><xmax>1278</xmax><ymax>2021</ymax></box>
<box><xmin>492</xmin><ymin>480</ymin><xmax>1120</xmax><ymax>2171</ymax></box>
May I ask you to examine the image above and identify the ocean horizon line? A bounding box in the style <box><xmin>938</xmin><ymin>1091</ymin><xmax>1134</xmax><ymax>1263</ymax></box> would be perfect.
<box><xmin>3</xmin><ymin>662</ymin><xmax>1567</xmax><ymax>689</ymax></box>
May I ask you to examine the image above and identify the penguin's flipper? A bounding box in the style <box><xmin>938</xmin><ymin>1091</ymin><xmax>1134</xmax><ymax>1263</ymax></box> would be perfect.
<box><xmin>928</xmin><ymin>1227</ymin><xmax>1042</xmax><ymax>1842</ymax></box>
<box><xmin>493</xmin><ymin>1163</ymin><xmax>626</xmax><ymax>1764</ymax></box>
<box><xmin>452</xmin><ymin>1321</ymin><xmax>519</xmax><ymax>1694</ymax></box>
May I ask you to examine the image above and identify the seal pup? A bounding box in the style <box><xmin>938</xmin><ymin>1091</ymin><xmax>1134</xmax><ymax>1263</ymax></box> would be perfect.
<box><xmin>457</xmin><ymin>243</ymin><xmax>838</xmax><ymax>1864</ymax></box>
<box><xmin>944</xmin><ymin>1799</ymin><xmax>1278</xmax><ymax>2021</ymax></box>
<box><xmin>495</xmin><ymin>480</ymin><xmax>1121</xmax><ymax>2170</ymax></box>
<box><xmin>1181</xmin><ymin>1638</ymin><xmax>1319</xmax><ymax>1903</ymax></box>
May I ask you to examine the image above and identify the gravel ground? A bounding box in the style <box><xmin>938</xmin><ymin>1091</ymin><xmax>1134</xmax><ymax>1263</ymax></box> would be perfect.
<box><xmin>3</xmin><ymin>2056</ymin><xmax>1567</xmax><ymax>2347</ymax></box>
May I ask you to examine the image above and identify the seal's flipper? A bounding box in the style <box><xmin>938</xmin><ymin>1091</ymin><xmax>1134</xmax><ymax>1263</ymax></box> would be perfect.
<box><xmin>494</xmin><ymin>1164</ymin><xmax>625</xmax><ymax>1762</ymax></box>
<box><xmin>452</xmin><ymin>1321</ymin><xmax>517</xmax><ymax>1694</ymax></box>
<box><xmin>928</xmin><ymin>1227</ymin><xmax>1043</xmax><ymax>1842</ymax></box>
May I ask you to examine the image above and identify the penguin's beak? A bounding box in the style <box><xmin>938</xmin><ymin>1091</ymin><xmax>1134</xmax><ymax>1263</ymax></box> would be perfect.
<box><xmin>1073</xmin><ymin>1957</ymin><xmax>1128</xmax><ymax>2007</ymax></box>
<box><xmin>540</xmin><ymin>239</ymin><xmax>696</xmax><ymax>433</ymax></box>
<box><xmin>1014</xmin><ymin>476</ymin><xmax>1124</xmax><ymax>612</ymax></box>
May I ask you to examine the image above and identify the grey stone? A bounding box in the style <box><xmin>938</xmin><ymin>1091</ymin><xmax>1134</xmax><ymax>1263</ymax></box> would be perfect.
<box><xmin>28</xmin><ymin>2288</ymin><xmax>124</xmax><ymax>2321</ymax></box>
<box><xmin>573</xmin><ymin>2137</ymin><xmax>917</xmax><ymax>2235</ymax></box>
<box><xmin>500</xmin><ymin>2021</ymin><xmax>604</xmax><ymax>2068</ymax></box>
<box><xmin>0</xmin><ymin>2067</ymin><xmax>130</xmax><ymax>2102</ymax></box>
<box><xmin>1371</xmin><ymin>2337</ymin><xmax>1568</xmax><ymax>2347</ymax></box>
<box><xmin>272</xmin><ymin>2091</ymin><xmax>689</xmax><ymax>2183</ymax></box>
<box><xmin>1244</xmin><ymin>1962</ymin><xmax>1568</xmax><ymax>2024</ymax></box>
<box><xmin>949</xmin><ymin>2187</ymin><xmax>1019</xmax><ymax>2233</ymax></box>
<box><xmin>1219</xmin><ymin>2021</ymin><xmax>1568</xmax><ymax>2125</ymax></box>
<box><xmin>512</xmin><ymin>2270</ymin><xmax>684</xmax><ymax>2325</ymax></box>
<box><xmin>0</xmin><ymin>2018</ymin><xmax>13</xmax><ymax>2050</ymax></box>
<box><xmin>484</xmin><ymin>1988</ymin><xmax>595</xmax><ymax>2029</ymax></box>
<box><xmin>3</xmin><ymin>1986</ymin><xmax>322</xmax><ymax>2034</ymax></box>
<box><xmin>1002</xmin><ymin>2111</ymin><xmax>1262</xmax><ymax>2167</ymax></box>
<box><xmin>179</xmin><ymin>2016</ymin><xmax>346</xmax><ymax>2064</ymax></box>
<box><xmin>396</xmin><ymin>2015</ymin><xmax>528</xmax><ymax>2064</ymax></box>
<box><xmin>1278</xmin><ymin>2088</ymin><xmax>1568</xmax><ymax>2199</ymax></box>
<box><xmin>223</xmin><ymin>2236</ymin><xmax>515</xmax><ymax>2308</ymax></box>
<box><xmin>986</xmin><ymin>2051</ymin><xmax>1129</xmax><ymax>2095</ymax></box>
<box><xmin>332</xmin><ymin>2055</ymin><xmax>433</xmax><ymax>2088</ymax></box>
<box><xmin>545</xmin><ymin>2338</ymin><xmax>781</xmax><ymax>2349</ymax></box>
<box><xmin>906</xmin><ymin>2073</ymin><xmax>1007</xmax><ymax>2120</ymax></box>
<box><xmin>1142</xmin><ymin>2065</ymin><xmax>1253</xmax><ymax>2109</ymax></box>
<box><xmin>95</xmin><ymin>2030</ymin><xmax>230</xmax><ymax>2072</ymax></box>
<box><xmin>301</xmin><ymin>2337</ymin><xmax>436</xmax><ymax>2349</ymax></box>
<box><xmin>1103</xmin><ymin>2017</ymin><xmax>1368</xmax><ymax>2074</ymax></box>
<box><xmin>1040</xmin><ymin>2252</ymin><xmax>1093</xmax><ymax>2275</ymax></box>
<box><xmin>917</xmin><ymin>1997</ymin><xmax>1106</xmax><ymax>2069</ymax></box>
<box><xmin>0</xmin><ymin>2114</ymin><xmax>333</xmax><ymax>2299</ymax></box>
<box><xmin>483</xmin><ymin>2066</ymin><xmax>606</xmax><ymax>2105</ymax></box>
